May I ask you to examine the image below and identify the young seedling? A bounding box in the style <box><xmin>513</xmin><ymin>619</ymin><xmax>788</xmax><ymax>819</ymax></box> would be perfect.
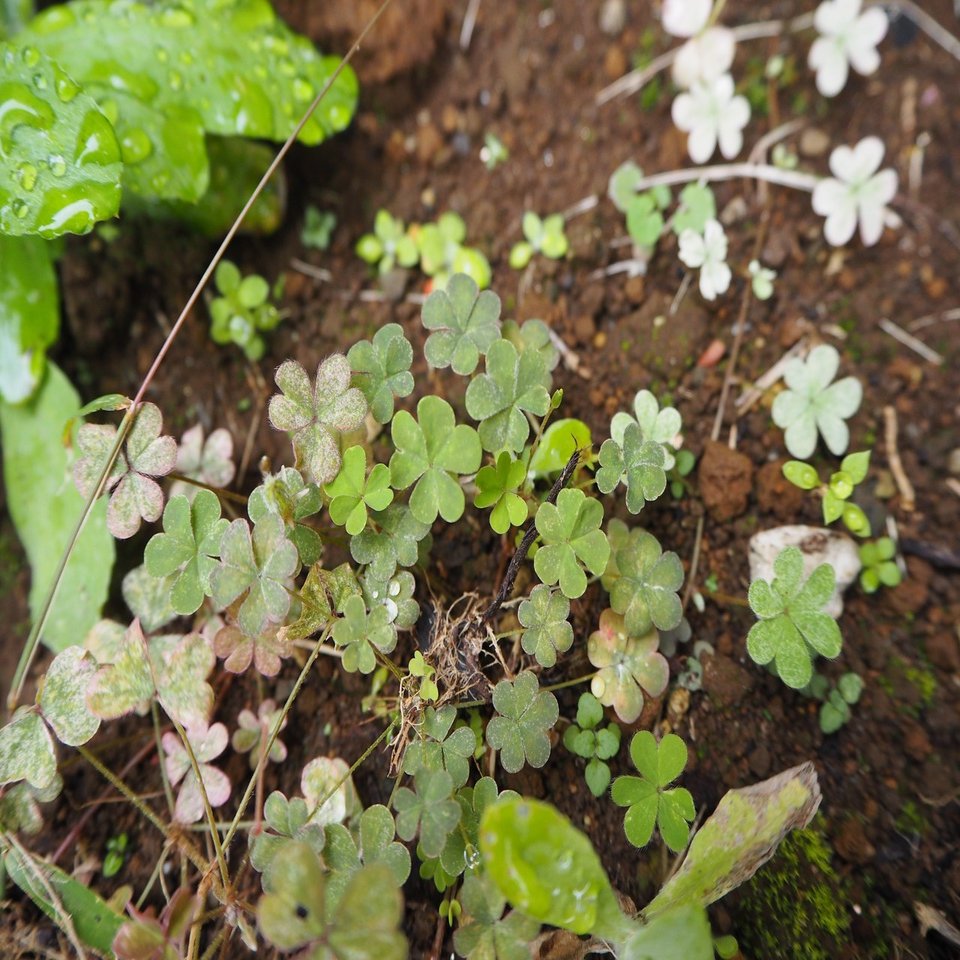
<box><xmin>517</xmin><ymin>584</ymin><xmax>573</xmax><ymax>668</ymax></box>
<box><xmin>474</xmin><ymin>452</ymin><xmax>529</xmax><ymax>534</ymax></box>
<box><xmin>480</xmin><ymin>131</ymin><xmax>509</xmax><ymax>170</ymax></box>
<box><xmin>416</xmin><ymin>211</ymin><xmax>491</xmax><ymax>290</ymax></box>
<box><xmin>301</xmin><ymin>205</ymin><xmax>337</xmax><ymax>250</ymax></box>
<box><xmin>748</xmin><ymin>259</ymin><xmax>777</xmax><ymax>300</ymax></box>
<box><xmin>678</xmin><ymin>218</ymin><xmax>731</xmax><ymax>301</ymax></box>
<box><xmin>324</xmin><ymin>446</ymin><xmax>394</xmax><ymax>536</ymax></box>
<box><xmin>161</xmin><ymin>721</ymin><xmax>231</xmax><ymax>824</ymax></box>
<box><xmin>772</xmin><ymin>344</ymin><xmax>862</xmax><ymax>459</ymax></box>
<box><xmin>859</xmin><ymin>537</ymin><xmax>902</xmax><ymax>593</ymax></box>
<box><xmin>588</xmin><ymin>609</ymin><xmax>669</xmax><ymax>723</ymax></box>
<box><xmin>746</xmin><ymin>546</ymin><xmax>842</xmax><ymax>689</ymax></box>
<box><xmin>102</xmin><ymin>833</ymin><xmax>128</xmax><ymax>879</ymax></box>
<box><xmin>667</xmin><ymin>448</ymin><xmax>696</xmax><ymax>499</ymax></box>
<box><xmin>611</xmin><ymin>731</ymin><xmax>695</xmax><ymax>852</ymax></box>
<box><xmin>508</xmin><ymin>212</ymin><xmax>569</xmax><ymax>269</ymax></box>
<box><xmin>485</xmin><ymin>672</ymin><xmax>559</xmax><ymax>774</ymax></box>
<box><xmin>355</xmin><ymin>209</ymin><xmax>419</xmax><ymax>274</ymax></box>
<box><xmin>815</xmin><ymin>673</ymin><xmax>864</xmax><ymax>734</ymax></box>
<box><xmin>231</xmin><ymin>699</ymin><xmax>288</xmax><ymax>769</ymax></box>
<box><xmin>562</xmin><ymin>692</ymin><xmax>622</xmax><ymax>797</ymax></box>
<box><xmin>208</xmin><ymin>261</ymin><xmax>282</xmax><ymax>362</ymax></box>
<box><xmin>407</xmin><ymin>652</ymin><xmax>439</xmax><ymax>702</ymax></box>
<box><xmin>783</xmin><ymin>450</ymin><xmax>871</xmax><ymax>536</ymax></box>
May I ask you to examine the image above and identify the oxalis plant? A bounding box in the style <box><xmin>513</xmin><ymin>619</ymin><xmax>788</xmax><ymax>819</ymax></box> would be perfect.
<box><xmin>0</xmin><ymin>270</ymin><xmax>829</xmax><ymax>959</ymax></box>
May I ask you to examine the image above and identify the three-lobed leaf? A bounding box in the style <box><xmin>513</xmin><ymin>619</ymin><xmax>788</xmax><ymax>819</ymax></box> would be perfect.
<box><xmin>517</xmin><ymin>584</ymin><xmax>573</xmax><ymax>668</ymax></box>
<box><xmin>485</xmin><ymin>671</ymin><xmax>559</xmax><ymax>774</ymax></box>
<box><xmin>533</xmin><ymin>488</ymin><xmax>609</xmax><ymax>599</ymax></box>
<box><xmin>421</xmin><ymin>272</ymin><xmax>501</xmax><ymax>375</ymax></box>
<box><xmin>347</xmin><ymin>323</ymin><xmax>414</xmax><ymax>424</ymax></box>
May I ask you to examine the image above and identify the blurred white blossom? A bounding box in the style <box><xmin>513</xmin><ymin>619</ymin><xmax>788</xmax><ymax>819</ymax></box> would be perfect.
<box><xmin>679</xmin><ymin>219</ymin><xmax>731</xmax><ymax>301</ymax></box>
<box><xmin>673</xmin><ymin>27</ymin><xmax>736</xmax><ymax>88</ymax></box>
<box><xmin>749</xmin><ymin>261</ymin><xmax>776</xmax><ymax>300</ymax></box>
<box><xmin>662</xmin><ymin>0</ymin><xmax>712</xmax><ymax>37</ymax></box>
<box><xmin>809</xmin><ymin>0</ymin><xmax>888</xmax><ymax>97</ymax></box>
<box><xmin>672</xmin><ymin>73</ymin><xmax>750</xmax><ymax>163</ymax></box>
<box><xmin>812</xmin><ymin>137</ymin><xmax>898</xmax><ymax>246</ymax></box>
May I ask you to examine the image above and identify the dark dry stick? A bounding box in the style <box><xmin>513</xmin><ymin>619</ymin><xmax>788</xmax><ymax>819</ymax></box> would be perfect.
<box><xmin>481</xmin><ymin>448</ymin><xmax>582</xmax><ymax>625</ymax></box>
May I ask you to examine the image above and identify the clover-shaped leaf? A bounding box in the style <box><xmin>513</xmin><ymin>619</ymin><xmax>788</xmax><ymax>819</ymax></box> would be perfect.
<box><xmin>563</xmin><ymin>692</ymin><xmax>621</xmax><ymax>797</ymax></box>
<box><xmin>85</xmin><ymin>619</ymin><xmax>154</xmax><ymax>720</ymax></box>
<box><xmin>486</xmin><ymin>671</ymin><xmax>559</xmax><ymax>774</ymax></box>
<box><xmin>209</xmin><ymin>515</ymin><xmax>300</xmax><ymax>637</ymax></box>
<box><xmin>611</xmin><ymin>731</ymin><xmax>694</xmax><ymax>853</ymax></box>
<box><xmin>466</xmin><ymin>339</ymin><xmax>551</xmax><ymax>454</ymax></box>
<box><xmin>509</xmin><ymin>213</ymin><xmax>569</xmax><ymax>268</ymax></box>
<box><xmin>248</xmin><ymin>466</ymin><xmax>323</xmax><ymax>566</ymax></box>
<box><xmin>162</xmin><ymin>721</ymin><xmax>231</xmax><ymax>824</ymax></box>
<box><xmin>232</xmin><ymin>699</ymin><xmax>287</xmax><ymax>768</ymax></box>
<box><xmin>517</xmin><ymin>584</ymin><xmax>573</xmax><ymax>668</ymax></box>
<box><xmin>403</xmin><ymin>705</ymin><xmax>477</xmax><ymax>789</ymax></box>
<box><xmin>324</xmin><ymin>446</ymin><xmax>393</xmax><ymax>536</ymax></box>
<box><xmin>474</xmin><ymin>452</ymin><xmax>529</xmax><ymax>534</ymax></box>
<box><xmin>588</xmin><ymin>609</ymin><xmax>669</xmax><ymax>723</ymax></box>
<box><xmin>626</xmin><ymin>193</ymin><xmax>666</xmax><ymax>247</ymax></box>
<box><xmin>350</xmin><ymin>503</ymin><xmax>431</xmax><ymax>581</ymax></box>
<box><xmin>250</xmin><ymin>791</ymin><xmax>325</xmax><ymax>873</ymax></box>
<box><xmin>747</xmin><ymin>546</ymin><xmax>842</xmax><ymax>689</ymax></box>
<box><xmin>439</xmin><ymin>777</ymin><xmax>519</xmax><ymax>879</ymax></box>
<box><xmin>356</xmin><ymin>209</ymin><xmax>419</xmax><ymax>274</ymax></box>
<box><xmin>859</xmin><ymin>537</ymin><xmax>901</xmax><ymax>593</ymax></box>
<box><xmin>606</xmin><ymin>529</ymin><xmax>683</xmax><ymax>635</ymax></box>
<box><xmin>596</xmin><ymin>424</ymin><xmax>667</xmax><ymax>513</ymax></box>
<box><xmin>610</xmin><ymin>390</ymin><xmax>682</xmax><ymax>470</ymax></box>
<box><xmin>421</xmin><ymin>273</ymin><xmax>501</xmax><ymax>375</ymax></box>
<box><xmin>772</xmin><ymin>345</ymin><xmax>862</xmax><ymax>459</ymax></box>
<box><xmin>362</xmin><ymin>569</ymin><xmax>419</xmax><ymax>630</ymax></box>
<box><xmin>169</xmin><ymin>424</ymin><xmax>235</xmax><ymax>500</ymax></box>
<box><xmin>268</xmin><ymin>356</ymin><xmax>367</xmax><ymax>484</ymax></box>
<box><xmin>533</xmin><ymin>489</ymin><xmax>610</xmax><ymax>600</ymax></box>
<box><xmin>73</xmin><ymin>403</ymin><xmax>177</xmax><ymax>539</ymax></box>
<box><xmin>332</xmin><ymin>594</ymin><xmax>397</xmax><ymax>674</ymax></box>
<box><xmin>301</xmin><ymin>756</ymin><xmax>361</xmax><ymax>828</ymax></box>
<box><xmin>393</xmin><ymin>768</ymin><xmax>462</xmax><ymax>859</ymax></box>
<box><xmin>502</xmin><ymin>318</ymin><xmax>560</xmax><ymax>373</ymax></box>
<box><xmin>323</xmin><ymin>805</ymin><xmax>411</xmax><ymax>914</ymax></box>
<box><xmin>282</xmin><ymin>562</ymin><xmax>360</xmax><ymax>642</ymax></box>
<box><xmin>214</xmin><ymin>620</ymin><xmax>292</xmax><ymax>677</ymax></box>
<box><xmin>672</xmin><ymin>182</ymin><xmax>717</xmax><ymax>236</ymax></box>
<box><xmin>347</xmin><ymin>323</ymin><xmax>414</xmax><ymax>423</ymax></box>
<box><xmin>0</xmin><ymin>710</ymin><xmax>57</xmax><ymax>790</ymax></box>
<box><xmin>258</xmin><ymin>843</ymin><xmax>406</xmax><ymax>960</ymax></box>
<box><xmin>608</xmin><ymin>160</ymin><xmax>645</xmax><ymax>212</ymax></box>
<box><xmin>144</xmin><ymin>490</ymin><xmax>228</xmax><ymax>615</ymax></box>
<box><xmin>390</xmin><ymin>396</ymin><xmax>482</xmax><ymax>524</ymax></box>
<box><xmin>454</xmin><ymin>873</ymin><xmax>541</xmax><ymax>960</ymax></box>
<box><xmin>528</xmin><ymin>418</ymin><xmax>592</xmax><ymax>479</ymax></box>
<box><xmin>39</xmin><ymin>646</ymin><xmax>101</xmax><ymax>748</ymax></box>
<box><xmin>121</xmin><ymin>564</ymin><xmax>177</xmax><ymax>633</ymax></box>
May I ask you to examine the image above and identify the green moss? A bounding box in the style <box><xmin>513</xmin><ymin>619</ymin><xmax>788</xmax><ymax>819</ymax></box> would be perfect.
<box><xmin>735</xmin><ymin>826</ymin><xmax>852</xmax><ymax>960</ymax></box>
<box><xmin>895</xmin><ymin>799</ymin><xmax>927</xmax><ymax>837</ymax></box>
<box><xmin>903</xmin><ymin>666</ymin><xmax>936</xmax><ymax>707</ymax></box>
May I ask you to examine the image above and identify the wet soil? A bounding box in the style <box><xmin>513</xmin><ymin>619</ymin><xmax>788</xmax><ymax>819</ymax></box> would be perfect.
<box><xmin>2</xmin><ymin>0</ymin><xmax>960</xmax><ymax>958</ymax></box>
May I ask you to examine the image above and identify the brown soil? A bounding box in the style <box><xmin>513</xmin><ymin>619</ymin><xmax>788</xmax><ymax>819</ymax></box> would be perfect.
<box><xmin>3</xmin><ymin>1</ymin><xmax>960</xmax><ymax>958</ymax></box>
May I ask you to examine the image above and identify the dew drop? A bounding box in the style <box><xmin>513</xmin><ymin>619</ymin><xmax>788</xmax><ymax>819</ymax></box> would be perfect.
<box><xmin>0</xmin><ymin>82</ymin><xmax>56</xmax><ymax>152</ymax></box>
<box><xmin>54</xmin><ymin>74</ymin><xmax>81</xmax><ymax>102</ymax></box>
<box><xmin>20</xmin><ymin>46</ymin><xmax>40</xmax><ymax>68</ymax></box>
<box><xmin>17</xmin><ymin>162</ymin><xmax>38</xmax><ymax>191</ymax></box>
<box><xmin>168</xmin><ymin>70</ymin><xmax>183</xmax><ymax>91</ymax></box>
<box><xmin>150</xmin><ymin>172</ymin><xmax>169</xmax><ymax>191</ymax></box>
<box><xmin>158</xmin><ymin>6</ymin><xmax>194</xmax><ymax>27</ymax></box>
<box><xmin>31</xmin><ymin>72</ymin><xmax>48</xmax><ymax>91</ymax></box>
<box><xmin>156</xmin><ymin>48</ymin><xmax>169</xmax><ymax>63</ymax></box>
<box><xmin>48</xmin><ymin>154</ymin><xmax>67</xmax><ymax>177</ymax></box>
<box><xmin>13</xmin><ymin>199</ymin><xmax>29</xmax><ymax>218</ymax></box>
<box><xmin>120</xmin><ymin>128</ymin><xmax>152</xmax><ymax>164</ymax></box>
<box><xmin>292</xmin><ymin>77</ymin><xmax>313</xmax><ymax>102</ymax></box>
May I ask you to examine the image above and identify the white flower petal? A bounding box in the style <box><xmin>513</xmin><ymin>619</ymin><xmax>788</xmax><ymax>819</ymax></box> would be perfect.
<box><xmin>784</xmin><ymin>415</ymin><xmax>819</xmax><ymax>460</ymax></box>
<box><xmin>816</xmin><ymin>411</ymin><xmax>851</xmax><ymax>456</ymax></box>
<box><xmin>702</xmin><ymin>260</ymin><xmax>731</xmax><ymax>299</ymax></box>
<box><xmin>662</xmin><ymin>0</ymin><xmax>712</xmax><ymax>38</ymax></box>
<box><xmin>671</xmin><ymin>29</ymin><xmax>736</xmax><ymax>88</ymax></box>
<box><xmin>854</xmin><ymin>7</ymin><xmax>888</xmax><ymax>47</ymax></box>
<box><xmin>811</xmin><ymin>40</ymin><xmax>850</xmax><ymax>97</ymax></box>
<box><xmin>822</xmin><ymin>376</ymin><xmax>862</xmax><ymax>418</ymax></box>
<box><xmin>678</xmin><ymin>230</ymin><xmax>707</xmax><ymax>268</ymax></box>
<box><xmin>687</xmin><ymin>121</ymin><xmax>718</xmax><ymax>163</ymax></box>
<box><xmin>866</xmin><ymin>168</ymin><xmax>898</xmax><ymax>207</ymax></box>
<box><xmin>703</xmin><ymin>219</ymin><xmax>728</xmax><ymax>259</ymax></box>
<box><xmin>671</xmin><ymin>91</ymin><xmax>697</xmax><ymax>132</ymax></box>
<box><xmin>717</xmin><ymin>114</ymin><xmax>745</xmax><ymax>159</ymax></box>
<box><xmin>815</xmin><ymin>0</ymin><xmax>856</xmax><ymax>35</ymax></box>
<box><xmin>712</xmin><ymin>72</ymin><xmax>735</xmax><ymax>102</ymax></box>
<box><xmin>823</xmin><ymin>207</ymin><xmax>859</xmax><ymax>247</ymax></box>
<box><xmin>772</xmin><ymin>389</ymin><xmax>809</xmax><ymax>429</ymax></box>
<box><xmin>672</xmin><ymin>39</ymin><xmax>703</xmax><ymax>88</ymax></box>
<box><xmin>811</xmin><ymin>177</ymin><xmax>848</xmax><ymax>216</ymax></box>
<box><xmin>807</xmin><ymin>344</ymin><xmax>840</xmax><ymax>392</ymax></box>
<box><xmin>851</xmin><ymin>136</ymin><xmax>885</xmax><ymax>180</ymax></box>
<box><xmin>857</xmin><ymin>200</ymin><xmax>885</xmax><ymax>246</ymax></box>
<box><xmin>847</xmin><ymin>42</ymin><xmax>880</xmax><ymax>77</ymax></box>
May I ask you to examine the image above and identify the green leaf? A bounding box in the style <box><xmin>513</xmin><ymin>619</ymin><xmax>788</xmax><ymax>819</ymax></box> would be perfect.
<box><xmin>453</xmin><ymin>873</ymin><xmax>540</xmax><ymax>960</ymax></box>
<box><xmin>0</xmin><ymin>40</ymin><xmax>121</xmax><ymax>237</ymax></box>
<box><xmin>121</xmin><ymin>564</ymin><xmax>176</xmax><ymax>633</ymax></box>
<box><xmin>389</xmin><ymin>395</ymin><xmax>482</xmax><ymax>524</ymax></box>
<box><xmin>528</xmin><ymin>418</ymin><xmax>591</xmax><ymax>479</ymax></box>
<box><xmin>438</xmin><ymin>777</ymin><xmax>517</xmax><ymax>878</ymax></box>
<box><xmin>39</xmin><ymin>646</ymin><xmax>99</xmax><ymax>746</ymax></box>
<box><xmin>607</xmin><ymin>530</ymin><xmax>683</xmax><ymax>636</ymax></box>
<box><xmin>332</xmin><ymin>594</ymin><xmax>396</xmax><ymax>674</ymax></box>
<box><xmin>621</xmin><ymin>905</ymin><xmax>712</xmax><ymax>960</ymax></box>
<box><xmin>393</xmin><ymin>768</ymin><xmax>461</xmax><ymax>858</ymax></box>
<box><xmin>517</xmin><ymin>584</ymin><xmax>572</xmax><ymax>668</ymax></box>
<box><xmin>782</xmin><ymin>460</ymin><xmax>820</xmax><ymax>491</ymax></box>
<box><xmin>347</xmin><ymin>322</ymin><xmax>414</xmax><ymax>424</ymax></box>
<box><xmin>403</xmin><ymin>704</ymin><xmax>476</xmax><ymax>789</ymax></box>
<box><xmin>608</xmin><ymin>160</ymin><xmax>643</xmax><ymax>212</ymax></box>
<box><xmin>362</xmin><ymin>569</ymin><xmax>419</xmax><ymax>629</ymax></box>
<box><xmin>257</xmin><ymin>840</ymin><xmax>327</xmax><ymax>948</ymax></box>
<box><xmin>625</xmin><ymin>193</ymin><xmax>664</xmax><ymax>247</ymax></box>
<box><xmin>350</xmin><ymin>503</ymin><xmax>431</xmax><ymax>581</ymax></box>
<box><xmin>645</xmin><ymin>762</ymin><xmax>822</xmax><ymax>921</ymax></box>
<box><xmin>479</xmin><ymin>796</ymin><xmax>632</xmax><ymax>940</ymax></box>
<box><xmin>485</xmin><ymin>671</ymin><xmax>558</xmax><ymax>773</ymax></box>
<box><xmin>0</xmin><ymin>361</ymin><xmax>114</xmax><ymax>651</ymax></box>
<box><xmin>0</xmin><ymin>235</ymin><xmax>58</xmax><ymax>403</ymax></box>
<box><xmin>672</xmin><ymin>182</ymin><xmax>716</xmax><ymax>236</ymax></box>
<box><xmin>465</xmin><ymin>338</ymin><xmax>550</xmax><ymax>454</ymax></box>
<box><xmin>0</xmin><ymin>708</ymin><xmax>56</xmax><ymax>789</ymax></box>
<box><xmin>596</xmin><ymin>424</ymin><xmax>667</xmax><ymax>514</ymax></box>
<box><xmin>585</xmin><ymin>758</ymin><xmax>612</xmax><ymax>797</ymax></box>
<box><xmin>4</xmin><ymin>846</ymin><xmax>125</xmax><ymax>956</ymax></box>
<box><xmin>474</xmin><ymin>451</ymin><xmax>528</xmax><ymax>535</ymax></box>
<box><xmin>325</xmin><ymin>445</ymin><xmax>394</xmax><ymax>536</ymax></box>
<box><xmin>268</xmin><ymin>356</ymin><xmax>367</xmax><ymax>485</ymax></box>
<box><xmin>533</xmin><ymin>488</ymin><xmax>609</xmax><ymax>600</ymax></box>
<box><xmin>421</xmin><ymin>272</ymin><xmax>501</xmax><ymax>375</ymax></box>
<box><xmin>144</xmin><ymin>490</ymin><xmax>228</xmax><ymax>615</ymax></box>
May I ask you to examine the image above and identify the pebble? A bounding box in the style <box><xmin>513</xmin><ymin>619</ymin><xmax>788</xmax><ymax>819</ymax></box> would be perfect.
<box><xmin>623</xmin><ymin>274</ymin><xmax>645</xmax><ymax>304</ymax></box>
<box><xmin>599</xmin><ymin>0</ymin><xmax>627</xmax><ymax>36</ymax></box>
<box><xmin>799</xmin><ymin>127</ymin><xmax>831</xmax><ymax>157</ymax></box>
<box><xmin>604</xmin><ymin>44</ymin><xmax>627</xmax><ymax>80</ymax></box>
<box><xmin>748</xmin><ymin>525</ymin><xmax>861</xmax><ymax>618</ymax></box>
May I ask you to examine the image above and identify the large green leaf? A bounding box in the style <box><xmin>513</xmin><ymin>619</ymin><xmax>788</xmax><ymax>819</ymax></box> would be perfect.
<box><xmin>0</xmin><ymin>234</ymin><xmax>57</xmax><ymax>402</ymax></box>
<box><xmin>19</xmin><ymin>0</ymin><xmax>357</xmax><ymax>204</ymax></box>
<box><xmin>0</xmin><ymin>360</ymin><xmax>115</xmax><ymax>651</ymax></box>
<box><xmin>0</xmin><ymin>40</ymin><xmax>122</xmax><ymax>236</ymax></box>
<box><xmin>2</xmin><ymin>0</ymin><xmax>34</xmax><ymax>39</ymax></box>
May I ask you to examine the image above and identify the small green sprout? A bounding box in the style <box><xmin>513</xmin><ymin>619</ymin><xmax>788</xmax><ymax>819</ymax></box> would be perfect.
<box><xmin>389</xmin><ymin>395</ymin><xmax>482</xmax><ymax>524</ymax></box>
<box><xmin>474</xmin><ymin>452</ymin><xmax>529</xmax><ymax>534</ymax></box>
<box><xmin>595</xmin><ymin>422</ymin><xmax>667</xmax><ymax>514</ymax></box>
<box><xmin>408</xmin><ymin>652</ymin><xmax>438</xmax><ymax>702</ymax></box>
<box><xmin>324</xmin><ymin>446</ymin><xmax>394</xmax><ymax>536</ymax></box>
<box><xmin>349</xmin><ymin>503</ymin><xmax>431</xmax><ymax>582</ymax></box>
<box><xmin>417</xmin><ymin>212</ymin><xmax>492</xmax><ymax>290</ymax></box>
<box><xmin>420</xmin><ymin>273</ymin><xmax>502</xmax><ymax>375</ymax></box>
<box><xmin>772</xmin><ymin>345</ymin><xmax>862</xmax><ymax>459</ymax></box>
<box><xmin>610</xmin><ymin>389</ymin><xmax>682</xmax><ymax>469</ymax></box>
<box><xmin>608</xmin><ymin>160</ymin><xmax>645</xmax><ymax>212</ymax></box>
<box><xmin>508</xmin><ymin>212</ymin><xmax>569</xmax><ymax>269</ymax></box>
<box><xmin>517</xmin><ymin>584</ymin><xmax>573</xmax><ymax>668</ymax></box>
<box><xmin>533</xmin><ymin>488</ymin><xmax>610</xmax><ymax>600</ymax></box>
<box><xmin>859</xmin><ymin>537</ymin><xmax>902</xmax><ymax>593</ymax></box>
<box><xmin>562</xmin><ymin>692</ymin><xmax>621</xmax><ymax>797</ymax></box>
<box><xmin>748</xmin><ymin>260</ymin><xmax>777</xmax><ymax>300</ymax></box>
<box><xmin>588</xmin><ymin>609</ymin><xmax>669</xmax><ymax>723</ymax></box>
<box><xmin>103</xmin><ymin>832</ymin><xmax>128</xmax><ymax>878</ymax></box>
<box><xmin>208</xmin><ymin>260</ymin><xmax>282</xmax><ymax>361</ymax></box>
<box><xmin>301</xmin><ymin>205</ymin><xmax>336</xmax><ymax>250</ymax></box>
<box><xmin>465</xmin><ymin>338</ymin><xmax>551</xmax><ymax>453</ymax></box>
<box><xmin>480</xmin><ymin>131</ymin><xmax>509</xmax><ymax>170</ymax></box>
<box><xmin>355</xmin><ymin>209</ymin><xmax>419</xmax><ymax>274</ymax></box>
<box><xmin>625</xmin><ymin>191</ymin><xmax>667</xmax><ymax>247</ymax></box>
<box><xmin>817</xmin><ymin>673</ymin><xmax>863</xmax><ymax>734</ymax></box>
<box><xmin>331</xmin><ymin>594</ymin><xmax>397</xmax><ymax>674</ymax></box>
<box><xmin>671</xmin><ymin>182</ymin><xmax>716</xmax><ymax>236</ymax></box>
<box><xmin>611</xmin><ymin>731</ymin><xmax>694</xmax><ymax>853</ymax></box>
<box><xmin>668</xmin><ymin>448</ymin><xmax>696</xmax><ymax>499</ymax></box>
<box><xmin>746</xmin><ymin>546</ymin><xmax>842</xmax><ymax>689</ymax></box>
<box><xmin>347</xmin><ymin>322</ymin><xmax>415</xmax><ymax>425</ymax></box>
<box><xmin>783</xmin><ymin>450</ymin><xmax>872</xmax><ymax>536</ymax></box>
<box><xmin>485</xmin><ymin>671</ymin><xmax>559</xmax><ymax>774</ymax></box>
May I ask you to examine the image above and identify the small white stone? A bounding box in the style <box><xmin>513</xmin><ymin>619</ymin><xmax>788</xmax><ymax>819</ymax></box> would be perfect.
<box><xmin>599</xmin><ymin>0</ymin><xmax>627</xmax><ymax>36</ymax></box>
<box><xmin>748</xmin><ymin>525</ymin><xmax>861</xmax><ymax>618</ymax></box>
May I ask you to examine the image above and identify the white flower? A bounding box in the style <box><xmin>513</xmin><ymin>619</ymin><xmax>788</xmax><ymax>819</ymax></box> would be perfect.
<box><xmin>679</xmin><ymin>219</ymin><xmax>731</xmax><ymax>301</ymax></box>
<box><xmin>749</xmin><ymin>260</ymin><xmax>776</xmax><ymax>300</ymax></box>
<box><xmin>812</xmin><ymin>137</ymin><xmax>898</xmax><ymax>247</ymax></box>
<box><xmin>662</xmin><ymin>0</ymin><xmax>712</xmax><ymax>37</ymax></box>
<box><xmin>671</xmin><ymin>74</ymin><xmax>750</xmax><ymax>164</ymax></box>
<box><xmin>809</xmin><ymin>0</ymin><xmax>888</xmax><ymax>97</ymax></box>
<box><xmin>673</xmin><ymin>27</ymin><xmax>736</xmax><ymax>88</ymax></box>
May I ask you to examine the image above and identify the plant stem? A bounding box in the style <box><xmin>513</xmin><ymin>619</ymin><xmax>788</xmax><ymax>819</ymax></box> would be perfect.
<box><xmin>167</xmin><ymin>472</ymin><xmax>249</xmax><ymax>505</ymax></box>
<box><xmin>541</xmin><ymin>672</ymin><xmax>598</xmax><ymax>694</ymax></box>
<box><xmin>631</xmin><ymin>163</ymin><xmax>819</xmax><ymax>194</ymax></box>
